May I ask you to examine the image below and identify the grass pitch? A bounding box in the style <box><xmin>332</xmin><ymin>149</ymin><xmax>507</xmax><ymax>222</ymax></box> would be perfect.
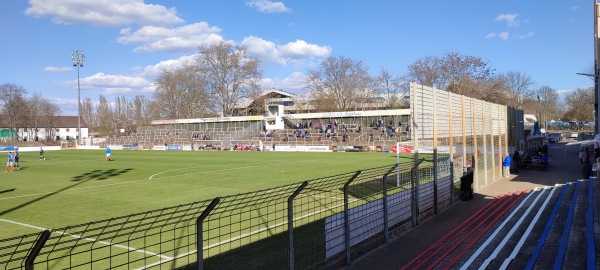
<box><xmin>0</xmin><ymin>149</ymin><xmax>399</xmax><ymax>239</ymax></box>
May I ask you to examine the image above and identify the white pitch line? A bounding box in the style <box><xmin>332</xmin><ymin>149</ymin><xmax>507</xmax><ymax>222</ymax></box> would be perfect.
<box><xmin>0</xmin><ymin>218</ymin><xmax>173</xmax><ymax>260</ymax></box>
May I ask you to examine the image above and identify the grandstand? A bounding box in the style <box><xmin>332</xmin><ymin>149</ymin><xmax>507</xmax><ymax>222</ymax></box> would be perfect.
<box><xmin>102</xmin><ymin>106</ymin><xmax>412</xmax><ymax>152</ymax></box>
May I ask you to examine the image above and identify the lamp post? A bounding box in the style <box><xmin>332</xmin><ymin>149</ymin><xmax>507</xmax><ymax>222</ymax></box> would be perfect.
<box><xmin>71</xmin><ymin>50</ymin><xmax>84</xmax><ymax>145</ymax></box>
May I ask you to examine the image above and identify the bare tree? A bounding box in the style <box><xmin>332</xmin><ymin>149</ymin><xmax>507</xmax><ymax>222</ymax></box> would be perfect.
<box><xmin>25</xmin><ymin>93</ymin><xmax>60</xmax><ymax>141</ymax></box>
<box><xmin>535</xmin><ymin>85</ymin><xmax>560</xmax><ymax>124</ymax></box>
<box><xmin>81</xmin><ymin>97</ymin><xmax>96</xmax><ymax>135</ymax></box>
<box><xmin>563</xmin><ymin>86</ymin><xmax>594</xmax><ymax>122</ymax></box>
<box><xmin>153</xmin><ymin>61</ymin><xmax>212</xmax><ymax>119</ymax></box>
<box><xmin>441</xmin><ymin>52</ymin><xmax>495</xmax><ymax>96</ymax></box>
<box><xmin>39</xmin><ymin>100</ymin><xmax>60</xmax><ymax>141</ymax></box>
<box><xmin>305</xmin><ymin>56</ymin><xmax>373</xmax><ymax>111</ymax></box>
<box><xmin>405</xmin><ymin>52</ymin><xmax>495</xmax><ymax>99</ymax></box>
<box><xmin>0</xmin><ymin>83</ymin><xmax>28</xmax><ymax>141</ymax></box>
<box><xmin>196</xmin><ymin>41</ymin><xmax>262</xmax><ymax>117</ymax></box>
<box><xmin>96</xmin><ymin>95</ymin><xmax>113</xmax><ymax>137</ymax></box>
<box><xmin>496</xmin><ymin>70</ymin><xmax>535</xmax><ymax>108</ymax></box>
<box><xmin>133</xmin><ymin>95</ymin><xmax>152</xmax><ymax>132</ymax></box>
<box><xmin>375</xmin><ymin>67</ymin><xmax>408</xmax><ymax>109</ymax></box>
<box><xmin>405</xmin><ymin>56</ymin><xmax>444</xmax><ymax>89</ymax></box>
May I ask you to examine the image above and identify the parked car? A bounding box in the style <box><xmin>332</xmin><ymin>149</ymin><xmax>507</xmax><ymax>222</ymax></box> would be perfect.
<box><xmin>548</xmin><ymin>133</ymin><xmax>559</xmax><ymax>143</ymax></box>
<box><xmin>570</xmin><ymin>132</ymin><xmax>579</xmax><ymax>139</ymax></box>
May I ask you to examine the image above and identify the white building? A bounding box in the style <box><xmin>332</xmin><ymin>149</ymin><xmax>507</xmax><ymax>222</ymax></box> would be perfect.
<box><xmin>0</xmin><ymin>116</ymin><xmax>89</xmax><ymax>142</ymax></box>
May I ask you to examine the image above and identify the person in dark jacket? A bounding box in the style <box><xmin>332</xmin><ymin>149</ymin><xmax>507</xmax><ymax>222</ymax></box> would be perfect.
<box><xmin>460</xmin><ymin>168</ymin><xmax>474</xmax><ymax>201</ymax></box>
<box><xmin>511</xmin><ymin>150</ymin><xmax>521</xmax><ymax>173</ymax></box>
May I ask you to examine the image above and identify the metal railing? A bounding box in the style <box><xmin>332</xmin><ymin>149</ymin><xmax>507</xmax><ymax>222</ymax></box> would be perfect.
<box><xmin>1</xmin><ymin>156</ymin><xmax>455</xmax><ymax>270</ymax></box>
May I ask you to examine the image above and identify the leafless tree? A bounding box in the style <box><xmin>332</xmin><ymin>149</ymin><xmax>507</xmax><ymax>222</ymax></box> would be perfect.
<box><xmin>563</xmin><ymin>86</ymin><xmax>594</xmax><ymax>122</ymax></box>
<box><xmin>0</xmin><ymin>83</ymin><xmax>28</xmax><ymax>141</ymax></box>
<box><xmin>24</xmin><ymin>93</ymin><xmax>60</xmax><ymax>141</ymax></box>
<box><xmin>496</xmin><ymin>70</ymin><xmax>535</xmax><ymax>108</ymax></box>
<box><xmin>196</xmin><ymin>41</ymin><xmax>262</xmax><ymax>117</ymax></box>
<box><xmin>305</xmin><ymin>56</ymin><xmax>373</xmax><ymax>111</ymax></box>
<box><xmin>96</xmin><ymin>95</ymin><xmax>113</xmax><ymax>136</ymax></box>
<box><xmin>375</xmin><ymin>67</ymin><xmax>408</xmax><ymax>109</ymax></box>
<box><xmin>81</xmin><ymin>97</ymin><xmax>96</xmax><ymax>135</ymax></box>
<box><xmin>133</xmin><ymin>95</ymin><xmax>152</xmax><ymax>132</ymax></box>
<box><xmin>535</xmin><ymin>85</ymin><xmax>560</xmax><ymax>123</ymax></box>
<box><xmin>405</xmin><ymin>52</ymin><xmax>495</xmax><ymax>99</ymax></box>
<box><xmin>39</xmin><ymin>100</ymin><xmax>60</xmax><ymax>141</ymax></box>
<box><xmin>405</xmin><ymin>56</ymin><xmax>444</xmax><ymax>89</ymax></box>
<box><xmin>441</xmin><ymin>52</ymin><xmax>495</xmax><ymax>96</ymax></box>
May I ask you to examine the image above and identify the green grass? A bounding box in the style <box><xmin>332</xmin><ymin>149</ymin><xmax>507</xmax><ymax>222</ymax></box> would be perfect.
<box><xmin>0</xmin><ymin>149</ymin><xmax>401</xmax><ymax>239</ymax></box>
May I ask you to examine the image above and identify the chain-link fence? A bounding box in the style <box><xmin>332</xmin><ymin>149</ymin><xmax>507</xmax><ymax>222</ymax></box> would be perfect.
<box><xmin>0</xmin><ymin>83</ymin><xmax>522</xmax><ymax>270</ymax></box>
<box><xmin>1</xmin><ymin>157</ymin><xmax>455</xmax><ymax>270</ymax></box>
<box><xmin>410</xmin><ymin>83</ymin><xmax>512</xmax><ymax>192</ymax></box>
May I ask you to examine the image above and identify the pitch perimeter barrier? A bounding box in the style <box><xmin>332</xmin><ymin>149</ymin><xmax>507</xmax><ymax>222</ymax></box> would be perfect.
<box><xmin>1</xmin><ymin>156</ymin><xmax>454</xmax><ymax>270</ymax></box>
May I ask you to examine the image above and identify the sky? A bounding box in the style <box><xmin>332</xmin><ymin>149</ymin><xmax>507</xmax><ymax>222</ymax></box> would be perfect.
<box><xmin>0</xmin><ymin>0</ymin><xmax>595</xmax><ymax>116</ymax></box>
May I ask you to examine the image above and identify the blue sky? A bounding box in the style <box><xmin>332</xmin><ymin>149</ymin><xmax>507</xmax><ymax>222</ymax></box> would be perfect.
<box><xmin>0</xmin><ymin>0</ymin><xmax>594</xmax><ymax>116</ymax></box>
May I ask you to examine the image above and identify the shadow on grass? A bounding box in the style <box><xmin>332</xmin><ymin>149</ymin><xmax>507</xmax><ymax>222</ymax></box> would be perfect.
<box><xmin>71</xmin><ymin>168</ymin><xmax>133</xmax><ymax>181</ymax></box>
<box><xmin>176</xmin><ymin>220</ymin><xmax>326</xmax><ymax>270</ymax></box>
<box><xmin>0</xmin><ymin>188</ymin><xmax>16</xmax><ymax>194</ymax></box>
<box><xmin>0</xmin><ymin>168</ymin><xmax>133</xmax><ymax>217</ymax></box>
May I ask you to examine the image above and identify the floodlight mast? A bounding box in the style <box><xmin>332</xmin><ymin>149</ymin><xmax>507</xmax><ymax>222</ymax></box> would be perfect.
<box><xmin>71</xmin><ymin>50</ymin><xmax>84</xmax><ymax>145</ymax></box>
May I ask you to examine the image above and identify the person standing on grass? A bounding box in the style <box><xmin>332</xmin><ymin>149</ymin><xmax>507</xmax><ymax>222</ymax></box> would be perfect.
<box><xmin>105</xmin><ymin>147</ymin><xmax>111</xmax><ymax>161</ymax></box>
<box><xmin>14</xmin><ymin>151</ymin><xmax>19</xmax><ymax>170</ymax></box>
<box><xmin>503</xmin><ymin>153</ymin><xmax>511</xmax><ymax>178</ymax></box>
<box><xmin>5</xmin><ymin>152</ymin><xmax>14</xmax><ymax>172</ymax></box>
<box><xmin>39</xmin><ymin>147</ymin><xmax>45</xmax><ymax>160</ymax></box>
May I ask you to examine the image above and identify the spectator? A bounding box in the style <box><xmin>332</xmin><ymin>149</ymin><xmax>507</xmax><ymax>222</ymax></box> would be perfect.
<box><xmin>583</xmin><ymin>147</ymin><xmax>591</xmax><ymax>179</ymax></box>
<box><xmin>460</xmin><ymin>166</ymin><xmax>474</xmax><ymax>201</ymax></box>
<box><xmin>502</xmin><ymin>153</ymin><xmax>511</xmax><ymax>178</ymax></box>
<box><xmin>511</xmin><ymin>150</ymin><xmax>521</xmax><ymax>173</ymax></box>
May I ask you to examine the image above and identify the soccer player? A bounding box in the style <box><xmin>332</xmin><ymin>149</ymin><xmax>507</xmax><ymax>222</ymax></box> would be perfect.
<box><xmin>39</xmin><ymin>147</ymin><xmax>45</xmax><ymax>160</ymax></box>
<box><xmin>105</xmin><ymin>147</ymin><xmax>111</xmax><ymax>161</ymax></box>
<box><xmin>14</xmin><ymin>151</ymin><xmax>19</xmax><ymax>170</ymax></box>
<box><xmin>6</xmin><ymin>152</ymin><xmax>14</xmax><ymax>172</ymax></box>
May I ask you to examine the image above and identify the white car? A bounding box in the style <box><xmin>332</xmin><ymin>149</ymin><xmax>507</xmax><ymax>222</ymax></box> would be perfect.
<box><xmin>571</xmin><ymin>132</ymin><xmax>579</xmax><ymax>139</ymax></box>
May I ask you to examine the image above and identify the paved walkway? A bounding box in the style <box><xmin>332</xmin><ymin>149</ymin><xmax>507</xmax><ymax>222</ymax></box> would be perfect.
<box><xmin>346</xmin><ymin>141</ymin><xmax>584</xmax><ymax>270</ymax></box>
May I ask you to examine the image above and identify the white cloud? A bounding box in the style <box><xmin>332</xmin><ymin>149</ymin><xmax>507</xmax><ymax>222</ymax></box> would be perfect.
<box><xmin>25</xmin><ymin>0</ymin><xmax>183</xmax><ymax>26</ymax></box>
<box><xmin>486</xmin><ymin>31</ymin><xmax>533</xmax><ymax>40</ymax></box>
<box><xmin>117</xmin><ymin>22</ymin><xmax>224</xmax><ymax>53</ymax></box>
<box><xmin>104</xmin><ymin>87</ymin><xmax>135</xmax><ymax>95</ymax></box>
<box><xmin>241</xmin><ymin>36</ymin><xmax>331</xmax><ymax>65</ymax></box>
<box><xmin>79</xmin><ymin>72</ymin><xmax>150</xmax><ymax>88</ymax></box>
<box><xmin>498</xmin><ymin>32</ymin><xmax>510</xmax><ymax>40</ymax></box>
<box><xmin>569</xmin><ymin>6</ymin><xmax>579</xmax><ymax>11</ymax></box>
<box><xmin>141</xmin><ymin>84</ymin><xmax>156</xmax><ymax>93</ymax></box>
<box><xmin>515</xmin><ymin>31</ymin><xmax>535</xmax><ymax>39</ymax></box>
<box><xmin>45</xmin><ymin>66</ymin><xmax>72</xmax><ymax>72</ymax></box>
<box><xmin>246</xmin><ymin>0</ymin><xmax>291</xmax><ymax>13</ymax></box>
<box><xmin>260</xmin><ymin>72</ymin><xmax>307</xmax><ymax>93</ymax></box>
<box><xmin>495</xmin><ymin>13</ymin><xmax>520</xmax><ymax>27</ymax></box>
<box><xmin>139</xmin><ymin>55</ymin><xmax>197</xmax><ymax>77</ymax></box>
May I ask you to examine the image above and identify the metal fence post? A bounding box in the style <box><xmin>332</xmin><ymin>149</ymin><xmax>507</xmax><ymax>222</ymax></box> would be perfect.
<box><xmin>343</xmin><ymin>171</ymin><xmax>362</xmax><ymax>266</ymax></box>
<box><xmin>25</xmin><ymin>230</ymin><xmax>51</xmax><ymax>270</ymax></box>
<box><xmin>382</xmin><ymin>164</ymin><xmax>399</xmax><ymax>244</ymax></box>
<box><xmin>433</xmin><ymin>150</ymin><xmax>438</xmax><ymax>215</ymax></box>
<box><xmin>450</xmin><ymin>160</ymin><xmax>455</xmax><ymax>204</ymax></box>
<box><xmin>288</xmin><ymin>181</ymin><xmax>308</xmax><ymax>270</ymax></box>
<box><xmin>196</xmin><ymin>197</ymin><xmax>220</xmax><ymax>270</ymax></box>
<box><xmin>411</xmin><ymin>159</ymin><xmax>425</xmax><ymax>227</ymax></box>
